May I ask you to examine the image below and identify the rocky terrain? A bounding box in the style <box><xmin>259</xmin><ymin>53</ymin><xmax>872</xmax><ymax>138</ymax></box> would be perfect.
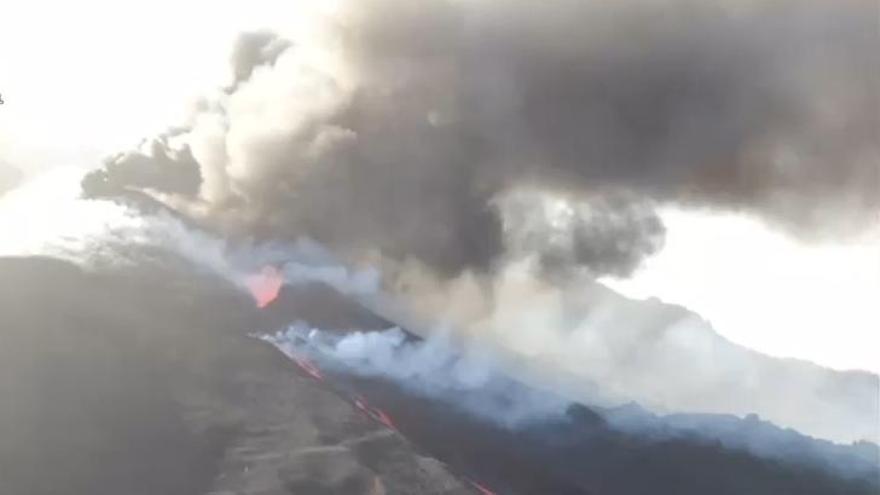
<box><xmin>0</xmin><ymin>256</ymin><xmax>471</xmax><ymax>495</ymax></box>
<box><xmin>1</xmin><ymin>255</ymin><xmax>877</xmax><ymax>494</ymax></box>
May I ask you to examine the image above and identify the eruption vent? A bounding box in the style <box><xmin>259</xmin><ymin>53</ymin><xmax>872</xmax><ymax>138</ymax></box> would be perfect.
<box><xmin>245</xmin><ymin>265</ymin><xmax>283</xmax><ymax>308</ymax></box>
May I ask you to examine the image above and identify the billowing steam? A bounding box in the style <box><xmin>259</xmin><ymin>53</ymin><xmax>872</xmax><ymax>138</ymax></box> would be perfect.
<box><xmin>83</xmin><ymin>0</ymin><xmax>879</xmax><ymax>278</ymax></box>
<box><xmin>261</xmin><ymin>322</ymin><xmax>879</xmax><ymax>481</ymax></box>
<box><xmin>265</xmin><ymin>323</ymin><xmax>568</xmax><ymax>427</ymax></box>
<box><xmin>376</xmin><ymin>256</ymin><xmax>880</xmax><ymax>445</ymax></box>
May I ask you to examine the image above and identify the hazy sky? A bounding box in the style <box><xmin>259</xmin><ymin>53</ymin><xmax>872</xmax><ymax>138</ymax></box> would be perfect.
<box><xmin>1</xmin><ymin>0</ymin><xmax>877</xmax><ymax>373</ymax></box>
<box><xmin>0</xmin><ymin>0</ymin><xmax>333</xmax><ymax>173</ymax></box>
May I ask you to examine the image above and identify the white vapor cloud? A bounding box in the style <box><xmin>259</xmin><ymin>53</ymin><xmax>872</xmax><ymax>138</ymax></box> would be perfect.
<box><xmin>264</xmin><ymin>323</ymin><xmax>569</xmax><ymax>427</ymax></box>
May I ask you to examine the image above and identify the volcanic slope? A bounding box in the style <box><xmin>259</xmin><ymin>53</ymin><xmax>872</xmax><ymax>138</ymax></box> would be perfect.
<box><xmin>261</xmin><ymin>283</ymin><xmax>880</xmax><ymax>495</ymax></box>
<box><xmin>2</xmin><ymin>254</ymin><xmax>877</xmax><ymax>495</ymax></box>
<box><xmin>0</xmin><ymin>256</ymin><xmax>472</xmax><ymax>495</ymax></box>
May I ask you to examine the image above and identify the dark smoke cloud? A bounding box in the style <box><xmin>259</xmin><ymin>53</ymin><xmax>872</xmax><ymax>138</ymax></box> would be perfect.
<box><xmin>83</xmin><ymin>0</ymin><xmax>880</xmax><ymax>276</ymax></box>
<box><xmin>498</xmin><ymin>189</ymin><xmax>666</xmax><ymax>278</ymax></box>
<box><xmin>84</xmin><ymin>133</ymin><xmax>201</xmax><ymax>197</ymax></box>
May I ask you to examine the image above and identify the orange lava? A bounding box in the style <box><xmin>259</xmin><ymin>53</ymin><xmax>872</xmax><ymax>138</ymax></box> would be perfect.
<box><xmin>369</xmin><ymin>406</ymin><xmax>397</xmax><ymax>430</ymax></box>
<box><xmin>354</xmin><ymin>396</ymin><xmax>398</xmax><ymax>431</ymax></box>
<box><xmin>245</xmin><ymin>265</ymin><xmax>283</xmax><ymax>308</ymax></box>
<box><xmin>468</xmin><ymin>480</ymin><xmax>498</xmax><ymax>495</ymax></box>
<box><xmin>371</xmin><ymin>476</ymin><xmax>386</xmax><ymax>495</ymax></box>
<box><xmin>291</xmin><ymin>355</ymin><xmax>324</xmax><ymax>381</ymax></box>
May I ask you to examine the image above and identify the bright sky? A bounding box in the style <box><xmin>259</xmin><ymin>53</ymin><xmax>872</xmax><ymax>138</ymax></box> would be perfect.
<box><xmin>0</xmin><ymin>0</ymin><xmax>332</xmax><ymax>174</ymax></box>
<box><xmin>1</xmin><ymin>0</ymin><xmax>877</xmax><ymax>373</ymax></box>
<box><xmin>601</xmin><ymin>208</ymin><xmax>880</xmax><ymax>373</ymax></box>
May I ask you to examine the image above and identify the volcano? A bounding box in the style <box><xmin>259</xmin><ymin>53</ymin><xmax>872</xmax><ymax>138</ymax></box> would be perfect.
<box><xmin>1</xmin><ymin>255</ymin><xmax>877</xmax><ymax>495</ymax></box>
<box><xmin>258</xmin><ymin>283</ymin><xmax>880</xmax><ymax>495</ymax></box>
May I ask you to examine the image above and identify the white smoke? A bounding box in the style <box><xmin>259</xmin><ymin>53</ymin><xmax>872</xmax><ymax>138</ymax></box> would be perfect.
<box><xmin>260</xmin><ymin>322</ymin><xmax>879</xmax><ymax>482</ymax></box>
<box><xmin>264</xmin><ymin>323</ymin><xmax>568</xmax><ymax>427</ymax></box>
<box><xmin>386</xmin><ymin>257</ymin><xmax>880</xmax><ymax>445</ymax></box>
<box><xmin>281</xmin><ymin>262</ymin><xmax>380</xmax><ymax>296</ymax></box>
<box><xmin>0</xmin><ymin>167</ymin><xmax>146</xmax><ymax>260</ymax></box>
<box><xmin>0</xmin><ymin>168</ymin><xmax>378</xmax><ymax>301</ymax></box>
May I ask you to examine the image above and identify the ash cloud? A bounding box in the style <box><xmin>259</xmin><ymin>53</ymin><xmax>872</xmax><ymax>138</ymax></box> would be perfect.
<box><xmin>497</xmin><ymin>189</ymin><xmax>666</xmax><ymax>278</ymax></box>
<box><xmin>83</xmin><ymin>134</ymin><xmax>201</xmax><ymax>197</ymax></box>
<box><xmin>83</xmin><ymin>0</ymin><xmax>879</xmax><ymax>276</ymax></box>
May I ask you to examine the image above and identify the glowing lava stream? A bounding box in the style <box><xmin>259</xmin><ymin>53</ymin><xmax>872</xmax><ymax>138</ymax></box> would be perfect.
<box><xmin>244</xmin><ymin>265</ymin><xmax>283</xmax><ymax>308</ymax></box>
<box><xmin>468</xmin><ymin>480</ymin><xmax>500</xmax><ymax>495</ymax></box>
<box><xmin>290</xmin><ymin>354</ymin><xmax>324</xmax><ymax>381</ymax></box>
<box><xmin>354</xmin><ymin>395</ymin><xmax>398</xmax><ymax>431</ymax></box>
<box><xmin>249</xmin><ymin>267</ymin><xmax>499</xmax><ymax>495</ymax></box>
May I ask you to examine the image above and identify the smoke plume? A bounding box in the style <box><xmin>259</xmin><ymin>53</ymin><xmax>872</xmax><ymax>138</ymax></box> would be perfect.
<box><xmin>8</xmin><ymin>165</ymin><xmax>876</xmax><ymax>445</ymax></box>
<box><xmin>83</xmin><ymin>0</ymin><xmax>879</xmax><ymax>278</ymax></box>
<box><xmin>71</xmin><ymin>0</ymin><xmax>880</xmax><ymax>447</ymax></box>
<box><xmin>261</xmin><ymin>321</ymin><xmax>879</xmax><ymax>481</ymax></box>
<box><xmin>265</xmin><ymin>323</ymin><xmax>568</xmax><ymax>427</ymax></box>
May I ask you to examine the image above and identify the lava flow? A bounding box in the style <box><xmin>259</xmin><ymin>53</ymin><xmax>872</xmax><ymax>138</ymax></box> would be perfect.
<box><xmin>354</xmin><ymin>395</ymin><xmax>398</xmax><ymax>431</ymax></box>
<box><xmin>468</xmin><ymin>480</ymin><xmax>500</xmax><ymax>495</ymax></box>
<box><xmin>251</xmin><ymin>279</ymin><xmax>503</xmax><ymax>495</ymax></box>
<box><xmin>290</xmin><ymin>354</ymin><xmax>324</xmax><ymax>381</ymax></box>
